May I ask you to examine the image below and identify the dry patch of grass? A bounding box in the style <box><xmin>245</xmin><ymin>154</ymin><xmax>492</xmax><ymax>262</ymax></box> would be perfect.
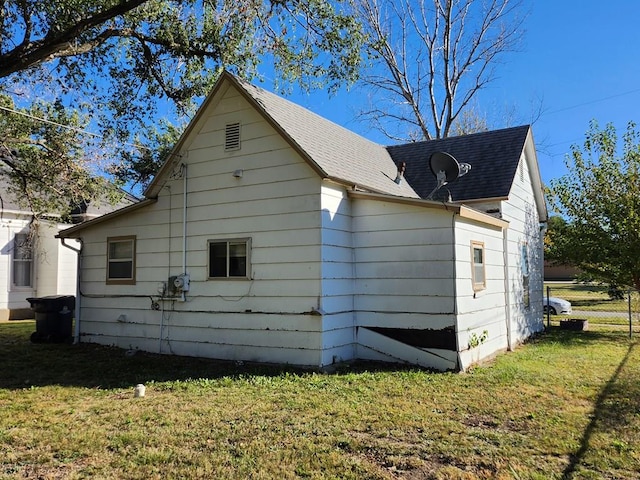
<box><xmin>1</xmin><ymin>321</ymin><xmax>639</xmax><ymax>479</ymax></box>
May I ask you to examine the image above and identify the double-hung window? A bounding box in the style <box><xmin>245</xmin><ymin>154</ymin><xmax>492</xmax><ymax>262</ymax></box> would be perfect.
<box><xmin>107</xmin><ymin>236</ymin><xmax>136</xmax><ymax>284</ymax></box>
<box><xmin>12</xmin><ymin>232</ymin><xmax>32</xmax><ymax>288</ymax></box>
<box><xmin>471</xmin><ymin>241</ymin><xmax>486</xmax><ymax>291</ymax></box>
<box><xmin>208</xmin><ymin>239</ymin><xmax>250</xmax><ymax>279</ymax></box>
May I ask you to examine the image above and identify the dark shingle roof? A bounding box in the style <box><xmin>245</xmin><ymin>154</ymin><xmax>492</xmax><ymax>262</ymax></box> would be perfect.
<box><xmin>386</xmin><ymin>125</ymin><xmax>531</xmax><ymax>202</ymax></box>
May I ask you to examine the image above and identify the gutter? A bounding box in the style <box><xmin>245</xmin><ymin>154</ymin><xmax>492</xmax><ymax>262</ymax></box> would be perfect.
<box><xmin>60</xmin><ymin>237</ymin><xmax>83</xmax><ymax>344</ymax></box>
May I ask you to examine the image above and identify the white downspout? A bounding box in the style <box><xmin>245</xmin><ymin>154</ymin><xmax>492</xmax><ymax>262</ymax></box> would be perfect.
<box><xmin>182</xmin><ymin>163</ymin><xmax>187</xmax><ymax>275</ymax></box>
<box><xmin>60</xmin><ymin>237</ymin><xmax>83</xmax><ymax>344</ymax></box>
<box><xmin>451</xmin><ymin>212</ymin><xmax>461</xmax><ymax>369</ymax></box>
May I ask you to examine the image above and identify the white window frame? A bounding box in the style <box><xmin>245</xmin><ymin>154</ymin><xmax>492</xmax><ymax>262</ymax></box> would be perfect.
<box><xmin>11</xmin><ymin>231</ymin><xmax>33</xmax><ymax>289</ymax></box>
<box><xmin>208</xmin><ymin>238</ymin><xmax>251</xmax><ymax>279</ymax></box>
<box><xmin>471</xmin><ymin>241</ymin><xmax>486</xmax><ymax>292</ymax></box>
<box><xmin>106</xmin><ymin>236</ymin><xmax>136</xmax><ymax>285</ymax></box>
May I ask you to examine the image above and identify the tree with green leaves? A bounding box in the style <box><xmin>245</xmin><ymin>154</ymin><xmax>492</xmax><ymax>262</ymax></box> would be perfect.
<box><xmin>548</xmin><ymin>121</ymin><xmax>640</xmax><ymax>291</ymax></box>
<box><xmin>1</xmin><ymin>0</ymin><xmax>364</xmax><ymax>211</ymax></box>
<box><xmin>0</xmin><ymin>95</ymin><xmax>121</xmax><ymax>221</ymax></box>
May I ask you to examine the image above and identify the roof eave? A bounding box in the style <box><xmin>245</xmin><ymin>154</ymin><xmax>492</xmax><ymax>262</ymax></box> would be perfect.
<box><xmin>56</xmin><ymin>199</ymin><xmax>157</xmax><ymax>238</ymax></box>
<box><xmin>348</xmin><ymin>191</ymin><xmax>508</xmax><ymax>229</ymax></box>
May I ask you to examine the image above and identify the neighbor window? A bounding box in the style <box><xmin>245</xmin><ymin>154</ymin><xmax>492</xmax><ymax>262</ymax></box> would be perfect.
<box><xmin>471</xmin><ymin>241</ymin><xmax>486</xmax><ymax>291</ymax></box>
<box><xmin>208</xmin><ymin>239</ymin><xmax>250</xmax><ymax>278</ymax></box>
<box><xmin>12</xmin><ymin>232</ymin><xmax>32</xmax><ymax>288</ymax></box>
<box><xmin>107</xmin><ymin>236</ymin><xmax>136</xmax><ymax>284</ymax></box>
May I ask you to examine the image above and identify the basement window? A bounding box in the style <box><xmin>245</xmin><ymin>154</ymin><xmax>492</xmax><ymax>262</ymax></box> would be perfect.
<box><xmin>225</xmin><ymin>122</ymin><xmax>241</xmax><ymax>151</ymax></box>
<box><xmin>208</xmin><ymin>239</ymin><xmax>250</xmax><ymax>279</ymax></box>
<box><xmin>471</xmin><ymin>241</ymin><xmax>486</xmax><ymax>291</ymax></box>
<box><xmin>107</xmin><ymin>236</ymin><xmax>136</xmax><ymax>284</ymax></box>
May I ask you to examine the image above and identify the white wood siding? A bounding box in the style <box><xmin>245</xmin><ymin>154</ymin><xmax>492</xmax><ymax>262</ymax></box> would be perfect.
<box><xmin>0</xmin><ymin>216</ymin><xmax>35</xmax><ymax>318</ymax></box>
<box><xmin>453</xmin><ymin>216</ymin><xmax>508</xmax><ymax>369</ymax></box>
<box><xmin>75</xmin><ymin>85</ymin><xmax>327</xmax><ymax>367</ymax></box>
<box><xmin>501</xmin><ymin>153</ymin><xmax>545</xmax><ymax>346</ymax></box>
<box><xmin>352</xmin><ymin>198</ymin><xmax>457</xmax><ymax>327</ymax></box>
<box><xmin>320</xmin><ymin>183</ymin><xmax>355</xmax><ymax>365</ymax></box>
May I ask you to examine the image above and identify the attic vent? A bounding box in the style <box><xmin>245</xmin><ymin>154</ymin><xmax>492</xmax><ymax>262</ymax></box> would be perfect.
<box><xmin>225</xmin><ymin>122</ymin><xmax>241</xmax><ymax>151</ymax></box>
<box><xmin>519</xmin><ymin>159</ymin><xmax>524</xmax><ymax>182</ymax></box>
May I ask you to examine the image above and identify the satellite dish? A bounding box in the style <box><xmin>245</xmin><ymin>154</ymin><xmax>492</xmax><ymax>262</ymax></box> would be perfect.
<box><xmin>427</xmin><ymin>151</ymin><xmax>471</xmax><ymax>200</ymax></box>
<box><xmin>430</xmin><ymin>152</ymin><xmax>461</xmax><ymax>183</ymax></box>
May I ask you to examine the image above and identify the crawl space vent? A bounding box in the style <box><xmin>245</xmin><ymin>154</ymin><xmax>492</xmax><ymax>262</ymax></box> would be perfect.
<box><xmin>225</xmin><ymin>122</ymin><xmax>241</xmax><ymax>151</ymax></box>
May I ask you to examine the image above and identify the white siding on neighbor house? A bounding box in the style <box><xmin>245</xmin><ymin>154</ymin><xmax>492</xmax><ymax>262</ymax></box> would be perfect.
<box><xmin>0</xmin><ymin>217</ymin><xmax>80</xmax><ymax>320</ymax></box>
<box><xmin>35</xmin><ymin>222</ymin><xmax>79</xmax><ymax>297</ymax></box>
<box><xmin>453</xmin><ymin>216</ymin><xmax>508</xmax><ymax>369</ymax></box>
<box><xmin>501</xmin><ymin>154</ymin><xmax>544</xmax><ymax>346</ymax></box>
<box><xmin>76</xmin><ymin>85</ymin><xmax>328</xmax><ymax>367</ymax></box>
<box><xmin>0</xmin><ymin>216</ymin><xmax>35</xmax><ymax>317</ymax></box>
<box><xmin>320</xmin><ymin>183</ymin><xmax>355</xmax><ymax>365</ymax></box>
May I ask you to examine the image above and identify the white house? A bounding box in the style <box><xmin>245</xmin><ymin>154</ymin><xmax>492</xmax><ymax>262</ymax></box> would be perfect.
<box><xmin>0</xmin><ymin>174</ymin><xmax>136</xmax><ymax>321</ymax></box>
<box><xmin>57</xmin><ymin>72</ymin><xmax>547</xmax><ymax>371</ymax></box>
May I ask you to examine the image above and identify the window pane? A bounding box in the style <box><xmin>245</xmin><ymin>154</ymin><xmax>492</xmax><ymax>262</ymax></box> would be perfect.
<box><xmin>473</xmin><ymin>247</ymin><xmax>483</xmax><ymax>264</ymax></box>
<box><xmin>209</xmin><ymin>243</ymin><xmax>227</xmax><ymax>277</ymax></box>
<box><xmin>109</xmin><ymin>261</ymin><xmax>132</xmax><ymax>279</ymax></box>
<box><xmin>110</xmin><ymin>240</ymin><xmax>132</xmax><ymax>259</ymax></box>
<box><xmin>229</xmin><ymin>242</ymin><xmax>247</xmax><ymax>277</ymax></box>
<box><xmin>13</xmin><ymin>261</ymin><xmax>31</xmax><ymax>287</ymax></box>
<box><xmin>474</xmin><ymin>265</ymin><xmax>485</xmax><ymax>284</ymax></box>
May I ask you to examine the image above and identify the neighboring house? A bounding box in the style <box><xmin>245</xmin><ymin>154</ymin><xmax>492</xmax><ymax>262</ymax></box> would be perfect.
<box><xmin>57</xmin><ymin>72</ymin><xmax>548</xmax><ymax>371</ymax></box>
<box><xmin>544</xmin><ymin>261</ymin><xmax>580</xmax><ymax>281</ymax></box>
<box><xmin>0</xmin><ymin>175</ymin><xmax>136</xmax><ymax>321</ymax></box>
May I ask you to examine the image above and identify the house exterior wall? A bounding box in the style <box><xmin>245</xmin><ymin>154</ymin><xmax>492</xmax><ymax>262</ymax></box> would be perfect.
<box><xmin>75</xmin><ymin>85</ymin><xmax>328</xmax><ymax>366</ymax></box>
<box><xmin>0</xmin><ymin>215</ymin><xmax>34</xmax><ymax>319</ymax></box>
<box><xmin>35</xmin><ymin>222</ymin><xmax>78</xmax><ymax>297</ymax></box>
<box><xmin>0</xmin><ymin>217</ymin><xmax>77</xmax><ymax>320</ymax></box>
<box><xmin>453</xmin><ymin>217</ymin><xmax>508</xmax><ymax>369</ymax></box>
<box><xmin>501</xmin><ymin>154</ymin><xmax>545</xmax><ymax>346</ymax></box>
<box><xmin>351</xmin><ymin>198</ymin><xmax>459</xmax><ymax>369</ymax></box>
<box><xmin>320</xmin><ymin>183</ymin><xmax>356</xmax><ymax>365</ymax></box>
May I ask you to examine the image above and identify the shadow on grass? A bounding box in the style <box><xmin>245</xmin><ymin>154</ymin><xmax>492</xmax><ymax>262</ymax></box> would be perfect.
<box><xmin>0</xmin><ymin>322</ymin><xmax>421</xmax><ymax>390</ymax></box>
<box><xmin>562</xmin><ymin>338</ymin><xmax>640</xmax><ymax>479</ymax></box>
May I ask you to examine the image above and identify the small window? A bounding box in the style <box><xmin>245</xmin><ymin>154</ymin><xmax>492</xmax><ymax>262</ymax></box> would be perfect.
<box><xmin>471</xmin><ymin>241</ymin><xmax>486</xmax><ymax>291</ymax></box>
<box><xmin>107</xmin><ymin>236</ymin><xmax>136</xmax><ymax>284</ymax></box>
<box><xmin>225</xmin><ymin>122</ymin><xmax>241</xmax><ymax>151</ymax></box>
<box><xmin>208</xmin><ymin>239</ymin><xmax>250</xmax><ymax>279</ymax></box>
<box><xmin>12</xmin><ymin>233</ymin><xmax>32</xmax><ymax>288</ymax></box>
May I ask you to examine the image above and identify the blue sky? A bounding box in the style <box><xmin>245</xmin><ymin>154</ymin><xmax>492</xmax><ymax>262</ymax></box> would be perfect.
<box><xmin>264</xmin><ymin>1</ymin><xmax>640</xmax><ymax>189</ymax></box>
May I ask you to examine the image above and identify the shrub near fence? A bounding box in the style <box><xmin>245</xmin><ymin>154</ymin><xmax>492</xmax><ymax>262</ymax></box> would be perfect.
<box><xmin>545</xmin><ymin>283</ymin><xmax>639</xmax><ymax>337</ymax></box>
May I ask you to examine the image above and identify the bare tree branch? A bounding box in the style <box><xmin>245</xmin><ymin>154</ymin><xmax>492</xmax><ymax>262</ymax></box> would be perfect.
<box><xmin>355</xmin><ymin>0</ymin><xmax>525</xmax><ymax>141</ymax></box>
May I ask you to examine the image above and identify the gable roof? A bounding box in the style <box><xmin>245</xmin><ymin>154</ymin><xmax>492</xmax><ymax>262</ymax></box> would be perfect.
<box><xmin>386</xmin><ymin>125</ymin><xmax>532</xmax><ymax>202</ymax></box>
<box><xmin>145</xmin><ymin>71</ymin><xmax>419</xmax><ymax>199</ymax></box>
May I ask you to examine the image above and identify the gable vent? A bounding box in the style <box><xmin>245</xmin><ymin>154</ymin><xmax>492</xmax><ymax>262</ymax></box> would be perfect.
<box><xmin>225</xmin><ymin>122</ymin><xmax>241</xmax><ymax>151</ymax></box>
<box><xmin>519</xmin><ymin>159</ymin><xmax>524</xmax><ymax>182</ymax></box>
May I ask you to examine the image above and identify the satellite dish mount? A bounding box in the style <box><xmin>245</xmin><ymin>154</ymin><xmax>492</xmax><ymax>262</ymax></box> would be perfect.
<box><xmin>426</xmin><ymin>152</ymin><xmax>471</xmax><ymax>201</ymax></box>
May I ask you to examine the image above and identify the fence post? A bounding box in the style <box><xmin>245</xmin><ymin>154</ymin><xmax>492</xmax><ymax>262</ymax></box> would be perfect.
<box><xmin>546</xmin><ymin>285</ymin><xmax>551</xmax><ymax>329</ymax></box>
<box><xmin>629</xmin><ymin>290</ymin><xmax>633</xmax><ymax>339</ymax></box>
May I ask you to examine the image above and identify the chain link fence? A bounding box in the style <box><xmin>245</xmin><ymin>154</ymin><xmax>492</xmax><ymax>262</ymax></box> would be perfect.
<box><xmin>544</xmin><ymin>283</ymin><xmax>640</xmax><ymax>337</ymax></box>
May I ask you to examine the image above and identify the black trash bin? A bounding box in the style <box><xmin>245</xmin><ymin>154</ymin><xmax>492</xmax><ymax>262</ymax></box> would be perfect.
<box><xmin>26</xmin><ymin>295</ymin><xmax>75</xmax><ymax>343</ymax></box>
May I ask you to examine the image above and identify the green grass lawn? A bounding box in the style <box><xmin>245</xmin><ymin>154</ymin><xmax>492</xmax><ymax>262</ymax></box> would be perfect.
<box><xmin>1</xmin><ymin>320</ymin><xmax>639</xmax><ymax>479</ymax></box>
